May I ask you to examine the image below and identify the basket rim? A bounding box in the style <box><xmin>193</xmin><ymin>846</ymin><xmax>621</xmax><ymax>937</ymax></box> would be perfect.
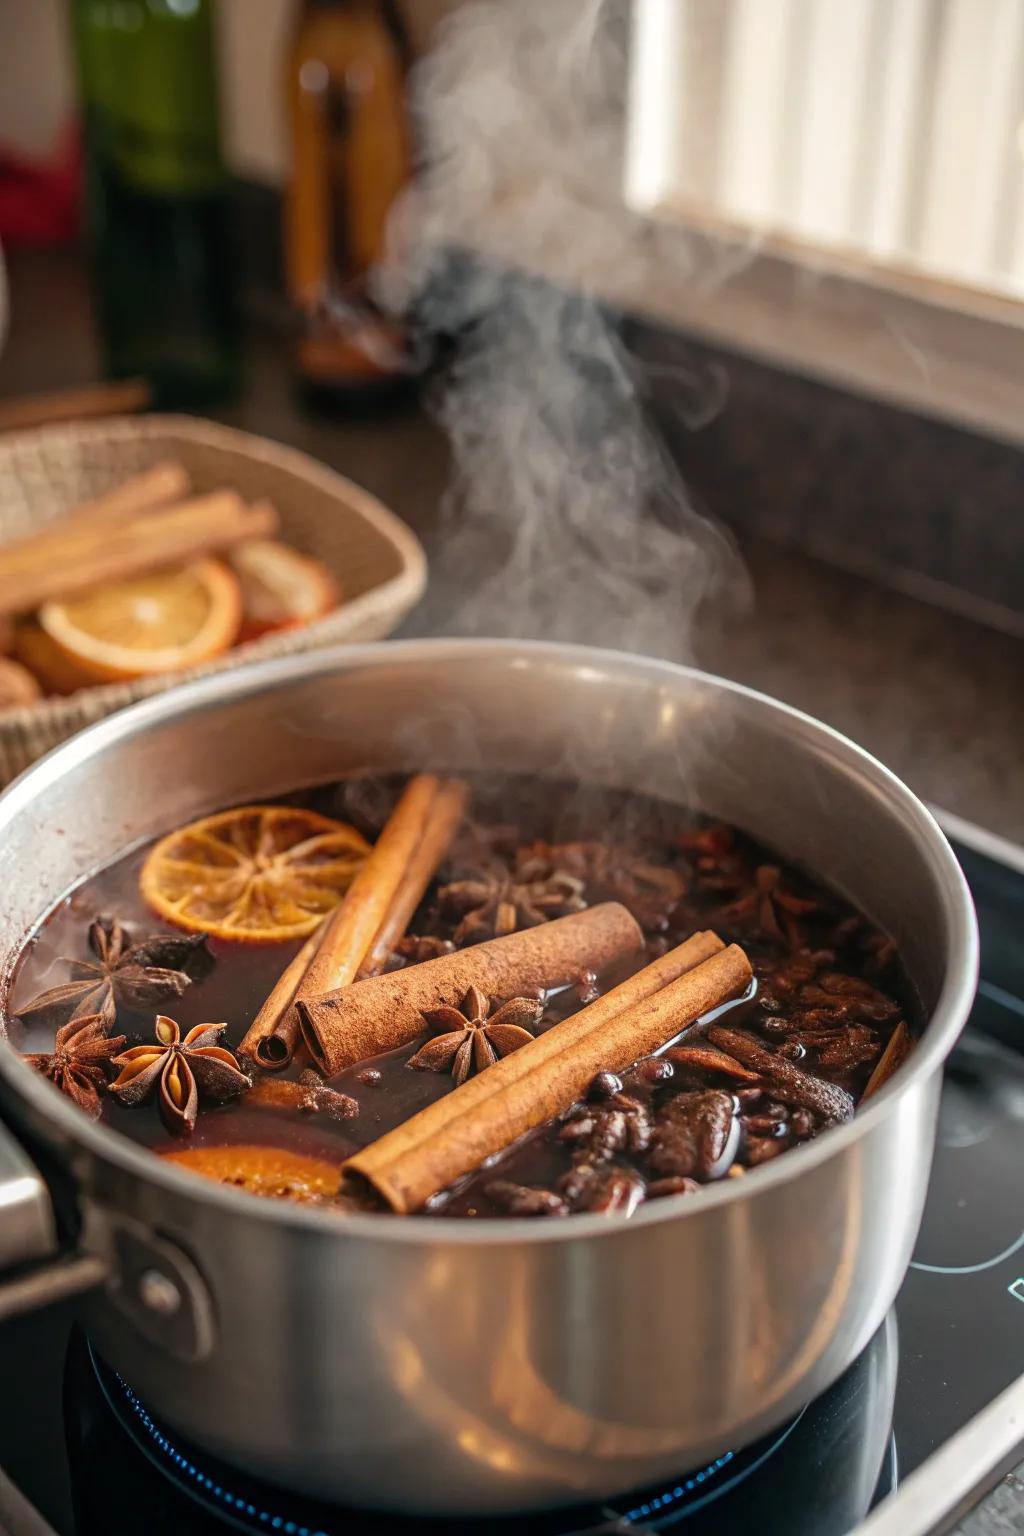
<box><xmin>0</xmin><ymin>413</ymin><xmax>428</xmax><ymax>735</ymax></box>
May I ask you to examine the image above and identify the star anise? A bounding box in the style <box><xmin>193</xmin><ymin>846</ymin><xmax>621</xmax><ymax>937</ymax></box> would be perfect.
<box><xmin>22</xmin><ymin>1013</ymin><xmax>127</xmax><ymax>1124</ymax></box>
<box><xmin>438</xmin><ymin>868</ymin><xmax>587</xmax><ymax>944</ymax></box>
<box><xmin>13</xmin><ymin>916</ymin><xmax>208</xmax><ymax>1031</ymax></box>
<box><xmin>718</xmin><ymin>865</ymin><xmax>821</xmax><ymax>948</ymax></box>
<box><xmin>22</xmin><ymin>1014</ymin><xmax>127</xmax><ymax>1119</ymax></box>
<box><xmin>530</xmin><ymin>840</ymin><xmax>686</xmax><ymax>931</ymax></box>
<box><xmin>676</xmin><ymin>824</ymin><xmax>750</xmax><ymax>895</ymax></box>
<box><xmin>408</xmin><ymin>985</ymin><xmax>541</xmax><ymax>1086</ymax></box>
<box><xmin>109</xmin><ymin>1015</ymin><xmax>250</xmax><ymax>1135</ymax></box>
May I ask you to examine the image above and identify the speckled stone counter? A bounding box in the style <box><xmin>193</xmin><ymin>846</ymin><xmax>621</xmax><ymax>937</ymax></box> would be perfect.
<box><xmin>694</xmin><ymin>539</ymin><xmax>1024</xmax><ymax>842</ymax></box>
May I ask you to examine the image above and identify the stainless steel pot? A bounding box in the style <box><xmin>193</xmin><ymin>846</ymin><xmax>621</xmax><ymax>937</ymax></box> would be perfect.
<box><xmin>0</xmin><ymin>640</ymin><xmax>977</xmax><ymax>1515</ymax></box>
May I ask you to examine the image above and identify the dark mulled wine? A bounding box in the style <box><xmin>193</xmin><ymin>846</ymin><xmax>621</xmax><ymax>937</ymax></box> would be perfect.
<box><xmin>5</xmin><ymin>774</ymin><xmax>915</xmax><ymax>1219</ymax></box>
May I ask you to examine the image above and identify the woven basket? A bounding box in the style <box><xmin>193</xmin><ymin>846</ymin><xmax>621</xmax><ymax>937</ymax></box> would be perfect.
<box><xmin>0</xmin><ymin>415</ymin><xmax>427</xmax><ymax>785</ymax></box>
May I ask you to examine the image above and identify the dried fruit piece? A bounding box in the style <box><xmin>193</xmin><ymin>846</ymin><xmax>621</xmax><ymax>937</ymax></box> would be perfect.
<box><xmin>792</xmin><ymin>973</ymin><xmax>900</xmax><ymax>1028</ymax></box>
<box><xmin>586</xmin><ymin>1170</ymin><xmax>645</xmax><ymax>1216</ymax></box>
<box><xmin>663</xmin><ymin>1043</ymin><xmax>760</xmax><ymax>1083</ymax></box>
<box><xmin>229</xmin><ymin>539</ymin><xmax>338</xmax><ymax>642</ymax></box>
<box><xmin>810</xmin><ymin>1025</ymin><xmax>880</xmax><ymax>1073</ymax></box>
<box><xmin>13</xmin><ymin>621</ymin><xmax>92</xmax><ymax>695</ymax></box>
<box><xmin>650</xmin><ymin>1089</ymin><xmax>737</xmax><ymax>1180</ymax></box>
<box><xmin>557</xmin><ymin>1161</ymin><xmax>602</xmax><ymax>1207</ymax></box>
<box><xmin>588</xmin><ymin>1071</ymin><xmax>623</xmax><ymax>1101</ymax></box>
<box><xmin>162</xmin><ymin>1143</ymin><xmax>341</xmax><ymax>1202</ymax></box>
<box><xmin>140</xmin><ymin>804</ymin><xmax>369</xmax><ymax>942</ymax></box>
<box><xmin>246</xmin><ymin>1069</ymin><xmax>358</xmax><ymax>1121</ymax></box>
<box><xmin>0</xmin><ymin>655</ymin><xmax>41</xmax><ymax>710</ymax></box>
<box><xmin>485</xmin><ymin>1181</ymin><xmax>568</xmax><ymax>1217</ymax></box>
<box><xmin>37</xmin><ymin>558</ymin><xmax>241</xmax><ymax>684</ymax></box>
<box><xmin>708</xmin><ymin>1025</ymin><xmax>855</xmax><ymax>1124</ymax></box>
<box><xmin>745</xmin><ymin>1135</ymin><xmax>785</xmax><ymax>1165</ymax></box>
<box><xmin>647</xmin><ymin>1175</ymin><xmax>700</xmax><ymax>1199</ymax></box>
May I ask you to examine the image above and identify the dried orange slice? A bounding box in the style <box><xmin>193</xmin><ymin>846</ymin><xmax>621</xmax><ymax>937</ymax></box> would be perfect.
<box><xmin>161</xmin><ymin>1143</ymin><xmax>342</xmax><ymax>1202</ymax></box>
<box><xmin>229</xmin><ymin>540</ymin><xmax>338</xmax><ymax>642</ymax></box>
<box><xmin>15</xmin><ymin>620</ymin><xmax>117</xmax><ymax>695</ymax></box>
<box><xmin>140</xmin><ymin>805</ymin><xmax>370</xmax><ymax>943</ymax></box>
<box><xmin>36</xmin><ymin>557</ymin><xmax>241</xmax><ymax>686</ymax></box>
<box><xmin>0</xmin><ymin>655</ymin><xmax>42</xmax><ymax>709</ymax></box>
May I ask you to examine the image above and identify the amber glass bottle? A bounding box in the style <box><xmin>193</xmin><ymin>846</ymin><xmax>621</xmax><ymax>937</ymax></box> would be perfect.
<box><xmin>286</xmin><ymin>0</ymin><xmax>414</xmax><ymax>400</ymax></box>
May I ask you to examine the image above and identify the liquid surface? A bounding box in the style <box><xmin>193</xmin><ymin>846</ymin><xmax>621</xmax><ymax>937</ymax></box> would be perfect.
<box><xmin>6</xmin><ymin>776</ymin><xmax>915</xmax><ymax>1217</ymax></box>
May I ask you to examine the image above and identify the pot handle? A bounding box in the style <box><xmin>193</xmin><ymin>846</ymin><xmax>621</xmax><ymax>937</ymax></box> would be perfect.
<box><xmin>0</xmin><ymin>1117</ymin><xmax>107</xmax><ymax>1322</ymax></box>
<box><xmin>0</xmin><ymin>1116</ymin><xmax>215</xmax><ymax>1358</ymax></box>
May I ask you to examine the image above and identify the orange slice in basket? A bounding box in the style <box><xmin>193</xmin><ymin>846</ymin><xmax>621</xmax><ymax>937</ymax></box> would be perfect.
<box><xmin>36</xmin><ymin>558</ymin><xmax>242</xmax><ymax>686</ymax></box>
<box><xmin>0</xmin><ymin>655</ymin><xmax>42</xmax><ymax>709</ymax></box>
<box><xmin>229</xmin><ymin>540</ymin><xmax>338</xmax><ymax>642</ymax></box>
<box><xmin>140</xmin><ymin>804</ymin><xmax>370</xmax><ymax>943</ymax></box>
<box><xmin>14</xmin><ymin>621</ymin><xmax>101</xmax><ymax>695</ymax></box>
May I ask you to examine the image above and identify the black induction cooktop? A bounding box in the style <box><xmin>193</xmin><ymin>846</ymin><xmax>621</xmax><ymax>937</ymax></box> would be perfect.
<box><xmin>2</xmin><ymin>820</ymin><xmax>1022</xmax><ymax>1536</ymax></box>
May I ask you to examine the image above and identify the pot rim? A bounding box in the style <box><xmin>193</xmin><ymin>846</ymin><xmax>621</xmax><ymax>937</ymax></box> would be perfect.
<box><xmin>0</xmin><ymin>638</ymin><xmax>979</xmax><ymax>1244</ymax></box>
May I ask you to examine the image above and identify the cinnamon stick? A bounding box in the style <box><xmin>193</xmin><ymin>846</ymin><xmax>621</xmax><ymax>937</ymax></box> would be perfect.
<box><xmin>64</xmin><ymin>461</ymin><xmax>191</xmax><ymax>532</ymax></box>
<box><xmin>4</xmin><ymin>461</ymin><xmax>190</xmax><ymax>551</ymax></box>
<box><xmin>241</xmin><ymin>776</ymin><xmax>468</xmax><ymax>1070</ymax></box>
<box><xmin>343</xmin><ymin>928</ymin><xmax>721</xmax><ymax>1184</ymax></box>
<box><xmin>860</xmin><ymin>1020</ymin><xmax>911</xmax><ymax>1103</ymax></box>
<box><xmin>254</xmin><ymin>776</ymin><xmax>444</xmax><ymax>1067</ymax></box>
<box><xmin>236</xmin><ymin>918</ymin><xmax>328</xmax><ymax>1068</ymax></box>
<box><xmin>299</xmin><ymin>901</ymin><xmax>646</xmax><ymax>1077</ymax></box>
<box><xmin>0</xmin><ymin>492</ymin><xmax>276</xmax><ymax>617</ymax></box>
<box><xmin>341</xmin><ymin>940</ymin><xmax>752</xmax><ymax>1213</ymax></box>
<box><xmin>0</xmin><ymin>377</ymin><xmax>151</xmax><ymax>433</ymax></box>
<box><xmin>355</xmin><ymin>778</ymin><xmax>469</xmax><ymax>979</ymax></box>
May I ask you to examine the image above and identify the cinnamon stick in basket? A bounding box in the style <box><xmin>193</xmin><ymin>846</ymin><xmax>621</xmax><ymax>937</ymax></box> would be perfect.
<box><xmin>300</xmin><ymin>902</ymin><xmax>647</xmax><ymax>1078</ymax></box>
<box><xmin>0</xmin><ymin>492</ymin><xmax>276</xmax><ymax>617</ymax></box>
<box><xmin>3</xmin><ymin>461</ymin><xmax>191</xmax><ymax>551</ymax></box>
<box><xmin>341</xmin><ymin>940</ymin><xmax>752</xmax><ymax>1213</ymax></box>
<box><xmin>241</xmin><ymin>775</ymin><xmax>466</xmax><ymax>1069</ymax></box>
<box><xmin>64</xmin><ymin>461</ymin><xmax>191</xmax><ymax>531</ymax></box>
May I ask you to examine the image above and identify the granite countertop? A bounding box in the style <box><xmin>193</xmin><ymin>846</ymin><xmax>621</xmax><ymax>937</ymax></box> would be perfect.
<box><xmin>0</xmin><ymin>243</ymin><xmax>1021</xmax><ymax>1536</ymax></box>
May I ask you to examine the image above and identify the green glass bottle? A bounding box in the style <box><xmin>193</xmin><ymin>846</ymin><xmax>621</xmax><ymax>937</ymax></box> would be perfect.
<box><xmin>71</xmin><ymin>0</ymin><xmax>239</xmax><ymax>407</ymax></box>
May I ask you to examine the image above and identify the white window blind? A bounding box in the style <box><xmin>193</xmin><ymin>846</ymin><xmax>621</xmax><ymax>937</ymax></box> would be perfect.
<box><xmin>625</xmin><ymin>0</ymin><xmax>1024</xmax><ymax>302</ymax></box>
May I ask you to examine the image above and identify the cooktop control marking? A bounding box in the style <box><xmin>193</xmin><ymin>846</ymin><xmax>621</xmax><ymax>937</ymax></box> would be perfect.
<box><xmin>1008</xmin><ymin>1278</ymin><xmax>1024</xmax><ymax>1304</ymax></box>
<box><xmin>910</xmin><ymin>1230</ymin><xmax>1024</xmax><ymax>1275</ymax></box>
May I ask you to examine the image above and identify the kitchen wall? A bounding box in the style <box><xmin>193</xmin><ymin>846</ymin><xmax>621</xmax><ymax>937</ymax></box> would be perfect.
<box><xmin>0</xmin><ymin>0</ymin><xmax>461</xmax><ymax>181</ymax></box>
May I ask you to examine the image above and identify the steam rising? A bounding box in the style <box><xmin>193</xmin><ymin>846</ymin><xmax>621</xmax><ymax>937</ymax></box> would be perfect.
<box><xmin>381</xmin><ymin>0</ymin><xmax>745</xmax><ymax>658</ymax></box>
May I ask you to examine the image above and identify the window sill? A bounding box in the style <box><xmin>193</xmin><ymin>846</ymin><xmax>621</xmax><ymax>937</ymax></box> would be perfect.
<box><xmin>464</xmin><ymin>199</ymin><xmax>1024</xmax><ymax>452</ymax></box>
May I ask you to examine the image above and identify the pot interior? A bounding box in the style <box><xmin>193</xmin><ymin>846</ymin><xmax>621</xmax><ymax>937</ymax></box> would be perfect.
<box><xmin>0</xmin><ymin>644</ymin><xmax>964</xmax><ymax>1032</ymax></box>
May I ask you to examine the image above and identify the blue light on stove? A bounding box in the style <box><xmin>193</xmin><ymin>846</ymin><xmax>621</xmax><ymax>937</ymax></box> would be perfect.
<box><xmin>114</xmin><ymin>1375</ymin><xmax>329</xmax><ymax>1536</ymax></box>
<box><xmin>615</xmin><ymin>1408</ymin><xmax>807</xmax><ymax>1527</ymax></box>
<box><xmin>623</xmin><ymin>1453</ymin><xmax>735</xmax><ymax>1521</ymax></box>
